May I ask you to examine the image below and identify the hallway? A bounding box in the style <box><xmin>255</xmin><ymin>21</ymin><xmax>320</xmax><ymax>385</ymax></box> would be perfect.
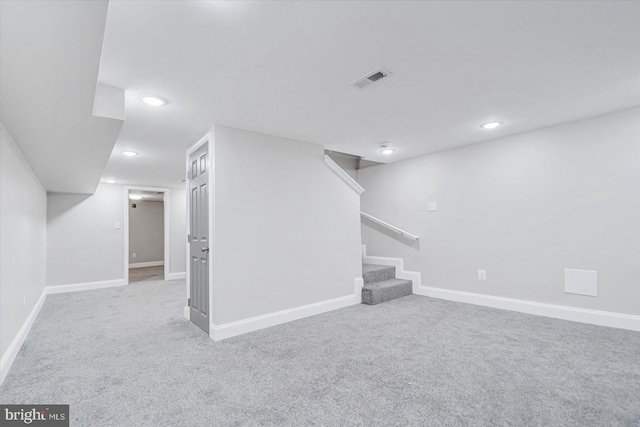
<box><xmin>129</xmin><ymin>266</ymin><xmax>164</xmax><ymax>284</ymax></box>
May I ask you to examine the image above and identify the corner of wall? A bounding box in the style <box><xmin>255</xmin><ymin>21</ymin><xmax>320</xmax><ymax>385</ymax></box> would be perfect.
<box><xmin>0</xmin><ymin>124</ymin><xmax>48</xmax><ymax>376</ymax></box>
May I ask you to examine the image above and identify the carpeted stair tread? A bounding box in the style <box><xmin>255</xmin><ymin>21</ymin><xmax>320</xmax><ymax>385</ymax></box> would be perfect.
<box><xmin>362</xmin><ymin>263</ymin><xmax>396</xmax><ymax>284</ymax></box>
<box><xmin>362</xmin><ymin>278</ymin><xmax>412</xmax><ymax>305</ymax></box>
<box><xmin>362</xmin><ymin>264</ymin><xmax>391</xmax><ymax>273</ymax></box>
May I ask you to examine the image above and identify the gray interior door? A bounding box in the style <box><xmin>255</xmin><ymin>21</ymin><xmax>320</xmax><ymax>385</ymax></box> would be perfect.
<box><xmin>189</xmin><ymin>143</ymin><xmax>209</xmax><ymax>333</ymax></box>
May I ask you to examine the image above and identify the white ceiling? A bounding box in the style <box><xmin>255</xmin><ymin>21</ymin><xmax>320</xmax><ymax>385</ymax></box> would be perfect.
<box><xmin>0</xmin><ymin>0</ymin><xmax>123</xmax><ymax>194</ymax></box>
<box><xmin>3</xmin><ymin>1</ymin><xmax>640</xmax><ymax>192</ymax></box>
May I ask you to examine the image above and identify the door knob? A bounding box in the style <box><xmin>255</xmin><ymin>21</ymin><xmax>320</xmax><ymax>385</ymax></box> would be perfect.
<box><xmin>201</xmin><ymin>247</ymin><xmax>209</xmax><ymax>253</ymax></box>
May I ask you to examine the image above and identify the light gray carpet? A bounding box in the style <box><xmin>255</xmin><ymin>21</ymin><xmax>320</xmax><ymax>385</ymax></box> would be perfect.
<box><xmin>128</xmin><ymin>266</ymin><xmax>164</xmax><ymax>284</ymax></box>
<box><xmin>1</xmin><ymin>280</ymin><xmax>639</xmax><ymax>426</ymax></box>
<box><xmin>362</xmin><ymin>264</ymin><xmax>412</xmax><ymax>305</ymax></box>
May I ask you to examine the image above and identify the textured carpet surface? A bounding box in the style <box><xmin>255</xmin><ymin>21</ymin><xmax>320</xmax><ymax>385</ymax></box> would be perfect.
<box><xmin>361</xmin><ymin>278</ymin><xmax>413</xmax><ymax>305</ymax></box>
<box><xmin>362</xmin><ymin>263</ymin><xmax>396</xmax><ymax>284</ymax></box>
<box><xmin>1</xmin><ymin>280</ymin><xmax>639</xmax><ymax>426</ymax></box>
<box><xmin>362</xmin><ymin>264</ymin><xmax>412</xmax><ymax>305</ymax></box>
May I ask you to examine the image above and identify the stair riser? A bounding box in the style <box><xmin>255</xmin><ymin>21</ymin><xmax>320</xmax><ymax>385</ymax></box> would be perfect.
<box><xmin>362</xmin><ymin>281</ymin><xmax>412</xmax><ymax>305</ymax></box>
<box><xmin>362</xmin><ymin>266</ymin><xmax>395</xmax><ymax>284</ymax></box>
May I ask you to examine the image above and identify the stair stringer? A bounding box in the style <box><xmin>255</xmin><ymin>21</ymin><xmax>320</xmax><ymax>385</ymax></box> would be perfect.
<box><xmin>361</xmin><ymin>245</ymin><xmax>422</xmax><ymax>294</ymax></box>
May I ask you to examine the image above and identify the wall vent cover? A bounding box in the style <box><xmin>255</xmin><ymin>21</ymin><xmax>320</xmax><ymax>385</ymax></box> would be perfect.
<box><xmin>349</xmin><ymin>67</ymin><xmax>393</xmax><ymax>90</ymax></box>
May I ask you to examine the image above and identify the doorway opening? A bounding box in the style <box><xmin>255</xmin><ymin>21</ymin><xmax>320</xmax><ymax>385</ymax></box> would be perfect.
<box><xmin>124</xmin><ymin>187</ymin><xmax>171</xmax><ymax>284</ymax></box>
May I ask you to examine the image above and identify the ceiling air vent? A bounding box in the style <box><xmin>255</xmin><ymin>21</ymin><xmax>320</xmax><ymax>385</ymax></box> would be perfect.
<box><xmin>349</xmin><ymin>67</ymin><xmax>393</xmax><ymax>90</ymax></box>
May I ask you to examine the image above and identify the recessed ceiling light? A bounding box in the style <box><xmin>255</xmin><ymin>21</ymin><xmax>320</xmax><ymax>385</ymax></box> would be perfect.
<box><xmin>104</xmin><ymin>179</ymin><xmax>116</xmax><ymax>184</ymax></box>
<box><xmin>129</xmin><ymin>195</ymin><xmax>143</xmax><ymax>200</ymax></box>
<box><xmin>141</xmin><ymin>96</ymin><xmax>166</xmax><ymax>107</ymax></box>
<box><xmin>122</xmin><ymin>151</ymin><xmax>139</xmax><ymax>157</ymax></box>
<box><xmin>378</xmin><ymin>141</ymin><xmax>394</xmax><ymax>155</ymax></box>
<box><xmin>481</xmin><ymin>121</ymin><xmax>502</xmax><ymax>129</ymax></box>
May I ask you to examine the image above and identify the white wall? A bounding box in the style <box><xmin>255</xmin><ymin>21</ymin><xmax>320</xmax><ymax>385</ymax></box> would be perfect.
<box><xmin>48</xmin><ymin>185</ymin><xmax>187</xmax><ymax>286</ymax></box>
<box><xmin>0</xmin><ymin>124</ymin><xmax>47</xmax><ymax>357</ymax></box>
<box><xmin>169</xmin><ymin>186</ymin><xmax>186</xmax><ymax>275</ymax></box>
<box><xmin>129</xmin><ymin>200</ymin><xmax>164</xmax><ymax>264</ymax></box>
<box><xmin>327</xmin><ymin>152</ymin><xmax>358</xmax><ymax>181</ymax></box>
<box><xmin>359</xmin><ymin>107</ymin><xmax>640</xmax><ymax>316</ymax></box>
<box><xmin>47</xmin><ymin>184</ymin><xmax>125</xmax><ymax>286</ymax></box>
<box><xmin>211</xmin><ymin>126</ymin><xmax>362</xmax><ymax>325</ymax></box>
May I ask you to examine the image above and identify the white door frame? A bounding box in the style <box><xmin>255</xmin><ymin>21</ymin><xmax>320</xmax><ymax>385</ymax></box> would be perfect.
<box><xmin>185</xmin><ymin>130</ymin><xmax>214</xmax><ymax>337</ymax></box>
<box><xmin>123</xmin><ymin>185</ymin><xmax>171</xmax><ymax>285</ymax></box>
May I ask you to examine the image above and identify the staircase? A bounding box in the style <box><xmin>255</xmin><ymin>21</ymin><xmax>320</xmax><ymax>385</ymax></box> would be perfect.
<box><xmin>362</xmin><ymin>264</ymin><xmax>412</xmax><ymax>305</ymax></box>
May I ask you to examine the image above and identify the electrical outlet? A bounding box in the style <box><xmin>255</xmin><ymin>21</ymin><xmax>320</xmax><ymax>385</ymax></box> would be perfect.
<box><xmin>478</xmin><ymin>270</ymin><xmax>486</xmax><ymax>281</ymax></box>
<box><xmin>132</xmin><ymin>253</ymin><xmax>137</xmax><ymax>258</ymax></box>
<box><xmin>428</xmin><ymin>202</ymin><xmax>437</xmax><ymax>211</ymax></box>
<box><xmin>115</xmin><ymin>222</ymin><xmax>121</xmax><ymax>229</ymax></box>
<box><xmin>23</xmin><ymin>294</ymin><xmax>26</xmax><ymax>307</ymax></box>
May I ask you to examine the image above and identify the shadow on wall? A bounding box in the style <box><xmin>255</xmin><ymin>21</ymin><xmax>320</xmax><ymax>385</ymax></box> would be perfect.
<box><xmin>47</xmin><ymin>193</ymin><xmax>92</xmax><ymax>221</ymax></box>
<box><xmin>362</xmin><ymin>217</ymin><xmax>421</xmax><ymax>250</ymax></box>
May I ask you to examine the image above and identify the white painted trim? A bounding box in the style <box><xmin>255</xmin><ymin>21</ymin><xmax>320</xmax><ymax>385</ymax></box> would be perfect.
<box><xmin>163</xmin><ymin>190</ymin><xmax>171</xmax><ymax>282</ymax></box>
<box><xmin>183</xmin><ymin>178</ymin><xmax>190</xmax><ymax>304</ymax></box>
<box><xmin>129</xmin><ymin>261</ymin><xmax>164</xmax><ymax>269</ymax></box>
<box><xmin>210</xmin><ymin>277</ymin><xmax>363</xmax><ymax>341</ymax></box>
<box><xmin>123</xmin><ymin>186</ymin><xmax>171</xmax><ymax>285</ymax></box>
<box><xmin>183</xmin><ymin>306</ymin><xmax>190</xmax><ymax>320</ymax></box>
<box><xmin>361</xmin><ymin>211</ymin><xmax>419</xmax><ymax>240</ymax></box>
<box><xmin>361</xmin><ymin>246</ymin><xmax>638</xmax><ymax>331</ymax></box>
<box><xmin>168</xmin><ymin>272</ymin><xmax>186</xmax><ymax>281</ymax></box>
<box><xmin>354</xmin><ymin>277</ymin><xmax>364</xmax><ymax>302</ymax></box>
<box><xmin>413</xmin><ymin>286</ymin><xmax>640</xmax><ymax>332</ymax></box>
<box><xmin>0</xmin><ymin>290</ymin><xmax>47</xmax><ymax>385</ymax></box>
<box><xmin>46</xmin><ymin>279</ymin><xmax>126</xmax><ymax>295</ymax></box>
<box><xmin>362</xmin><ymin>245</ymin><xmax>422</xmax><ymax>291</ymax></box>
<box><xmin>324</xmin><ymin>154</ymin><xmax>365</xmax><ymax>194</ymax></box>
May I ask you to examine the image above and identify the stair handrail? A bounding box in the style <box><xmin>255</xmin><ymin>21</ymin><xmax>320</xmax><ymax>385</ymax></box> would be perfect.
<box><xmin>323</xmin><ymin>155</ymin><xmax>365</xmax><ymax>194</ymax></box>
<box><xmin>361</xmin><ymin>211</ymin><xmax>419</xmax><ymax>241</ymax></box>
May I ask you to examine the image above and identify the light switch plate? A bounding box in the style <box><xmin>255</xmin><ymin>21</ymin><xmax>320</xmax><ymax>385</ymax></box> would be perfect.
<box><xmin>115</xmin><ymin>222</ymin><xmax>121</xmax><ymax>229</ymax></box>
<box><xmin>428</xmin><ymin>202</ymin><xmax>437</xmax><ymax>211</ymax></box>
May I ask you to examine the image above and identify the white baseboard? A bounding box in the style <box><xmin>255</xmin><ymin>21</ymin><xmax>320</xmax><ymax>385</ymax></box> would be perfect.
<box><xmin>129</xmin><ymin>261</ymin><xmax>164</xmax><ymax>269</ymax></box>
<box><xmin>415</xmin><ymin>286</ymin><xmax>640</xmax><ymax>332</ymax></box>
<box><xmin>210</xmin><ymin>277</ymin><xmax>363</xmax><ymax>341</ymax></box>
<box><xmin>0</xmin><ymin>290</ymin><xmax>47</xmax><ymax>385</ymax></box>
<box><xmin>168</xmin><ymin>272</ymin><xmax>186</xmax><ymax>281</ymax></box>
<box><xmin>184</xmin><ymin>306</ymin><xmax>190</xmax><ymax>320</ymax></box>
<box><xmin>354</xmin><ymin>277</ymin><xmax>364</xmax><ymax>301</ymax></box>
<box><xmin>46</xmin><ymin>279</ymin><xmax>126</xmax><ymax>294</ymax></box>
<box><xmin>361</xmin><ymin>245</ymin><xmax>639</xmax><ymax>331</ymax></box>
